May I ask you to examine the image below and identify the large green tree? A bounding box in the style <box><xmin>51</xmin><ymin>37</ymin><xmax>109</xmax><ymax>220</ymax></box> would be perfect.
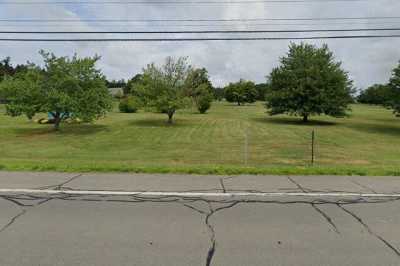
<box><xmin>136</xmin><ymin>56</ymin><xmax>191</xmax><ymax>123</ymax></box>
<box><xmin>184</xmin><ymin>67</ymin><xmax>213</xmax><ymax>113</ymax></box>
<box><xmin>0</xmin><ymin>51</ymin><xmax>113</xmax><ymax>130</ymax></box>
<box><xmin>265</xmin><ymin>43</ymin><xmax>354</xmax><ymax>122</ymax></box>
<box><xmin>224</xmin><ymin>79</ymin><xmax>257</xmax><ymax>106</ymax></box>
<box><xmin>184</xmin><ymin>68</ymin><xmax>213</xmax><ymax>96</ymax></box>
<box><xmin>388</xmin><ymin>61</ymin><xmax>400</xmax><ymax>116</ymax></box>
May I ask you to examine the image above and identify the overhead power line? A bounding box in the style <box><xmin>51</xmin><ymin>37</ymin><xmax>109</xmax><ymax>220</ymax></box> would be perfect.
<box><xmin>0</xmin><ymin>0</ymin><xmax>370</xmax><ymax>4</ymax></box>
<box><xmin>2</xmin><ymin>21</ymin><xmax>400</xmax><ymax>28</ymax></box>
<box><xmin>0</xmin><ymin>34</ymin><xmax>400</xmax><ymax>42</ymax></box>
<box><xmin>1</xmin><ymin>16</ymin><xmax>400</xmax><ymax>23</ymax></box>
<box><xmin>1</xmin><ymin>28</ymin><xmax>400</xmax><ymax>34</ymax></box>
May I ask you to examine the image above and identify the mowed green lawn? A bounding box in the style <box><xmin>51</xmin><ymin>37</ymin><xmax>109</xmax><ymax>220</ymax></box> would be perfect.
<box><xmin>1</xmin><ymin>102</ymin><xmax>400</xmax><ymax>175</ymax></box>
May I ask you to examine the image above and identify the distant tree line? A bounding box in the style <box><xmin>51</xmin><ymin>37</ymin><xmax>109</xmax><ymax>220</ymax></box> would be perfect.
<box><xmin>357</xmin><ymin>65</ymin><xmax>400</xmax><ymax>116</ymax></box>
<box><xmin>106</xmin><ymin>79</ymin><xmax>126</xmax><ymax>88</ymax></box>
<box><xmin>0</xmin><ymin>57</ymin><xmax>28</xmax><ymax>81</ymax></box>
<box><xmin>357</xmin><ymin>84</ymin><xmax>393</xmax><ymax>105</ymax></box>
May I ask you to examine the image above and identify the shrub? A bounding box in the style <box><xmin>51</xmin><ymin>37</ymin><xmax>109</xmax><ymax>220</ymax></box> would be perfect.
<box><xmin>119</xmin><ymin>96</ymin><xmax>139</xmax><ymax>113</ymax></box>
<box><xmin>194</xmin><ymin>85</ymin><xmax>213</xmax><ymax>114</ymax></box>
<box><xmin>197</xmin><ymin>95</ymin><xmax>212</xmax><ymax>114</ymax></box>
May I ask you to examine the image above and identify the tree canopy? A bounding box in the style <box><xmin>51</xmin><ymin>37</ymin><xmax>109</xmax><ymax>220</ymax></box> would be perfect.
<box><xmin>184</xmin><ymin>67</ymin><xmax>213</xmax><ymax>113</ymax></box>
<box><xmin>135</xmin><ymin>56</ymin><xmax>191</xmax><ymax>123</ymax></box>
<box><xmin>0</xmin><ymin>57</ymin><xmax>28</xmax><ymax>82</ymax></box>
<box><xmin>213</xmin><ymin>87</ymin><xmax>224</xmax><ymax>101</ymax></box>
<box><xmin>254</xmin><ymin>83</ymin><xmax>270</xmax><ymax>101</ymax></box>
<box><xmin>224</xmin><ymin>79</ymin><xmax>257</xmax><ymax>105</ymax></box>
<box><xmin>265</xmin><ymin>43</ymin><xmax>354</xmax><ymax>122</ymax></box>
<box><xmin>184</xmin><ymin>68</ymin><xmax>213</xmax><ymax>96</ymax></box>
<box><xmin>191</xmin><ymin>83</ymin><xmax>213</xmax><ymax>114</ymax></box>
<box><xmin>124</xmin><ymin>74</ymin><xmax>144</xmax><ymax>96</ymax></box>
<box><xmin>0</xmin><ymin>51</ymin><xmax>113</xmax><ymax>129</ymax></box>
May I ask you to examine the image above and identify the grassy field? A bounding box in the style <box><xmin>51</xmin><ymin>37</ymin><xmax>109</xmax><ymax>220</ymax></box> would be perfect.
<box><xmin>1</xmin><ymin>102</ymin><xmax>400</xmax><ymax>175</ymax></box>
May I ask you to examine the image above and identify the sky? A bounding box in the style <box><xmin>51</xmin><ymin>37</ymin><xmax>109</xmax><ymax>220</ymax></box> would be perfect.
<box><xmin>0</xmin><ymin>0</ymin><xmax>399</xmax><ymax>90</ymax></box>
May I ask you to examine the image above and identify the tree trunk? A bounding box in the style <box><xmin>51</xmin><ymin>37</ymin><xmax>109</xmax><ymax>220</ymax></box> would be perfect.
<box><xmin>302</xmin><ymin>115</ymin><xmax>309</xmax><ymax>123</ymax></box>
<box><xmin>236</xmin><ymin>95</ymin><xmax>241</xmax><ymax>106</ymax></box>
<box><xmin>54</xmin><ymin>113</ymin><xmax>61</xmax><ymax>130</ymax></box>
<box><xmin>167</xmin><ymin>110</ymin><xmax>175</xmax><ymax>124</ymax></box>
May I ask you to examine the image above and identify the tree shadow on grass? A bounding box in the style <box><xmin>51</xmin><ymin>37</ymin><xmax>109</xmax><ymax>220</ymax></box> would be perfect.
<box><xmin>252</xmin><ymin>117</ymin><xmax>338</xmax><ymax>126</ymax></box>
<box><xmin>223</xmin><ymin>103</ymin><xmax>257</xmax><ymax>107</ymax></box>
<box><xmin>130</xmin><ymin>119</ymin><xmax>193</xmax><ymax>128</ymax></box>
<box><xmin>343</xmin><ymin>122</ymin><xmax>400</xmax><ymax>137</ymax></box>
<box><xmin>14</xmin><ymin>124</ymin><xmax>110</xmax><ymax>137</ymax></box>
<box><xmin>366</xmin><ymin>117</ymin><xmax>400</xmax><ymax>123</ymax></box>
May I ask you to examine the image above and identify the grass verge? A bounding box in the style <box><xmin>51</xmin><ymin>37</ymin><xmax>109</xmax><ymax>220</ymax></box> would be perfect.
<box><xmin>1</xmin><ymin>161</ymin><xmax>400</xmax><ymax>176</ymax></box>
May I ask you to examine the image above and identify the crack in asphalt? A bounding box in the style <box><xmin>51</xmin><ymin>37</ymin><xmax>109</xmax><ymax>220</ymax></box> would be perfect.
<box><xmin>286</xmin><ymin>177</ymin><xmax>343</xmax><ymax>234</ymax></box>
<box><xmin>36</xmin><ymin>173</ymin><xmax>83</xmax><ymax>190</ymax></box>
<box><xmin>0</xmin><ymin>209</ymin><xmax>26</xmax><ymax>233</ymax></box>
<box><xmin>350</xmin><ymin>180</ymin><xmax>377</xmax><ymax>194</ymax></box>
<box><xmin>337</xmin><ymin>204</ymin><xmax>400</xmax><ymax>257</ymax></box>
<box><xmin>286</xmin><ymin>176</ymin><xmax>364</xmax><ymax>194</ymax></box>
<box><xmin>311</xmin><ymin>203</ymin><xmax>340</xmax><ymax>234</ymax></box>
<box><xmin>0</xmin><ymin>195</ymin><xmax>35</xmax><ymax>207</ymax></box>
<box><xmin>2</xmin><ymin>173</ymin><xmax>398</xmax><ymax>264</ymax></box>
<box><xmin>2</xmin><ymin>189</ymin><xmax>400</xmax><ymax>263</ymax></box>
<box><xmin>284</xmin><ymin>177</ymin><xmax>400</xmax><ymax>257</ymax></box>
<box><xmin>219</xmin><ymin>179</ymin><xmax>226</xmax><ymax>193</ymax></box>
<box><xmin>182</xmin><ymin>200</ymin><xmax>239</xmax><ymax>266</ymax></box>
<box><xmin>0</xmin><ymin>187</ymin><xmax>73</xmax><ymax>234</ymax></box>
<box><xmin>3</xmin><ymin>192</ymin><xmax>400</xmax><ymax>206</ymax></box>
<box><xmin>205</xmin><ymin>202</ymin><xmax>239</xmax><ymax>266</ymax></box>
<box><xmin>182</xmin><ymin>203</ymin><xmax>207</xmax><ymax>215</ymax></box>
<box><xmin>287</xmin><ymin>176</ymin><xmax>310</xmax><ymax>193</ymax></box>
<box><xmin>205</xmin><ymin>203</ymin><xmax>217</xmax><ymax>266</ymax></box>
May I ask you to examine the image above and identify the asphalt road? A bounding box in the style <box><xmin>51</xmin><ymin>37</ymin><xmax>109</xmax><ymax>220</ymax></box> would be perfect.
<box><xmin>1</xmin><ymin>172</ymin><xmax>400</xmax><ymax>266</ymax></box>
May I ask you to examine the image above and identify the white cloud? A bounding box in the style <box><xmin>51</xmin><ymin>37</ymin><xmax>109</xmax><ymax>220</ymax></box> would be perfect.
<box><xmin>0</xmin><ymin>1</ymin><xmax>399</xmax><ymax>89</ymax></box>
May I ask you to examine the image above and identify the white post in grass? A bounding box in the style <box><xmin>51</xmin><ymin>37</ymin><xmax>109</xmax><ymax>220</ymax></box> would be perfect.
<box><xmin>244</xmin><ymin>127</ymin><xmax>248</xmax><ymax>165</ymax></box>
<box><xmin>311</xmin><ymin>129</ymin><xmax>315</xmax><ymax>165</ymax></box>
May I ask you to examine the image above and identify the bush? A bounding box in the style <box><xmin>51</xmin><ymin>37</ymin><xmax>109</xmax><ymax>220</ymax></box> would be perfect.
<box><xmin>196</xmin><ymin>93</ymin><xmax>213</xmax><ymax>114</ymax></box>
<box><xmin>119</xmin><ymin>96</ymin><xmax>139</xmax><ymax>113</ymax></box>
